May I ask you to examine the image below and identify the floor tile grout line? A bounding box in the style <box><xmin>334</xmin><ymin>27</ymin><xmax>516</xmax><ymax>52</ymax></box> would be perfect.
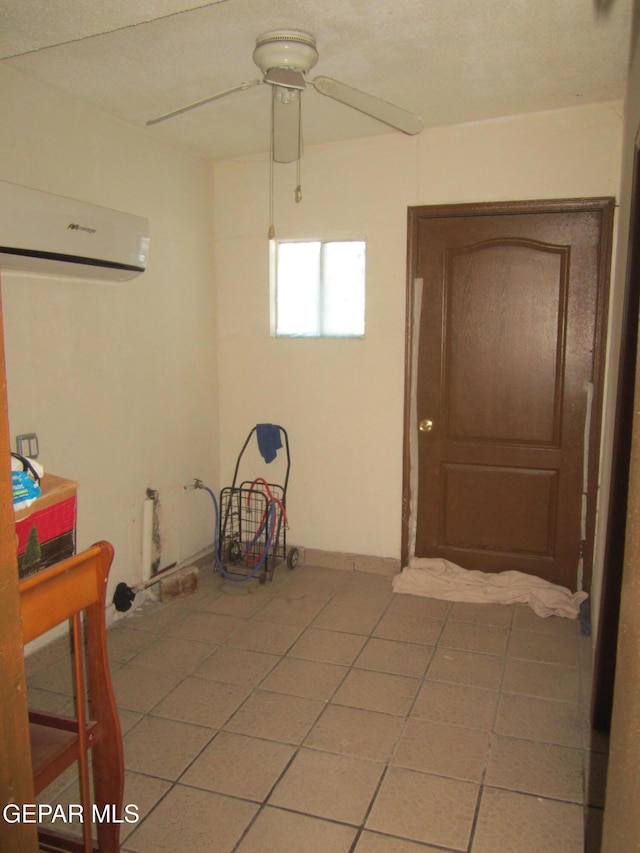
<box><xmin>227</xmin><ymin>733</ymin><xmax>334</xmax><ymax>851</ymax></box>
<box><xmin>120</xmin><ymin>769</ymin><xmax>187</xmax><ymax>850</ymax></box>
<box><xmin>466</xmin><ymin>783</ymin><xmax>488</xmax><ymax>852</ymax></box>
<box><xmin>477</xmin><ymin>780</ymin><xmax>588</xmax><ymax>808</ymax></box>
<box><xmin>348</xmin><ymin>763</ymin><xmax>391</xmax><ymax>853</ymax></box>
<box><xmin>228</xmin><ymin>801</ymin><xmax>370</xmax><ymax>850</ymax></box>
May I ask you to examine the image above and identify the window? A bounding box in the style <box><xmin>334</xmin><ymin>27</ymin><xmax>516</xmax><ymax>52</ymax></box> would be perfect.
<box><xmin>272</xmin><ymin>240</ymin><xmax>366</xmax><ymax>337</ymax></box>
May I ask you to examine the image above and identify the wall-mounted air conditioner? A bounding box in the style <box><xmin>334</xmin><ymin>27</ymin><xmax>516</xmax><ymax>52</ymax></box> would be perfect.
<box><xmin>0</xmin><ymin>180</ymin><xmax>149</xmax><ymax>281</ymax></box>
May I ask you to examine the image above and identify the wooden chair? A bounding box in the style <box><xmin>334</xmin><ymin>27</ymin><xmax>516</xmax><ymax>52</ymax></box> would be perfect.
<box><xmin>19</xmin><ymin>541</ymin><xmax>124</xmax><ymax>853</ymax></box>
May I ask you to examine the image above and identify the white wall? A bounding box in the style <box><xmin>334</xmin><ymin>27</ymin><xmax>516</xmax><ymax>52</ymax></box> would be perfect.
<box><xmin>214</xmin><ymin>102</ymin><xmax>623</xmax><ymax>600</ymax></box>
<box><xmin>215</xmin><ymin>136</ymin><xmax>418</xmax><ymax>558</ymax></box>
<box><xmin>0</xmin><ymin>66</ymin><xmax>219</xmax><ymax>622</ymax></box>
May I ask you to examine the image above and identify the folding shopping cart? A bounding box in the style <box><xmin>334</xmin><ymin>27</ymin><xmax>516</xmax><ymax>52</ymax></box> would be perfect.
<box><xmin>218</xmin><ymin>425</ymin><xmax>298</xmax><ymax>584</ymax></box>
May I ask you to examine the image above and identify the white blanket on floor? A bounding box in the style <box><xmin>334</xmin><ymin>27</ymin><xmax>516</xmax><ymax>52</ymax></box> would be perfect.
<box><xmin>393</xmin><ymin>557</ymin><xmax>588</xmax><ymax>619</ymax></box>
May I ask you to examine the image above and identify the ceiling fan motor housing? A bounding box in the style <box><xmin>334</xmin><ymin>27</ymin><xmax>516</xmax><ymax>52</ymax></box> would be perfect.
<box><xmin>253</xmin><ymin>30</ymin><xmax>319</xmax><ymax>75</ymax></box>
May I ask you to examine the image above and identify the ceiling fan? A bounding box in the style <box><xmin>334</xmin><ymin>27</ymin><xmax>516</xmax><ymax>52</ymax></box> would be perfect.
<box><xmin>147</xmin><ymin>30</ymin><xmax>424</xmax><ymax>163</ymax></box>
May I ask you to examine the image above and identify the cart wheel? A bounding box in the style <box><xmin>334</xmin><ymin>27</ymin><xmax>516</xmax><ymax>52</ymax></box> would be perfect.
<box><xmin>259</xmin><ymin>572</ymin><xmax>267</xmax><ymax>585</ymax></box>
<box><xmin>287</xmin><ymin>548</ymin><xmax>300</xmax><ymax>570</ymax></box>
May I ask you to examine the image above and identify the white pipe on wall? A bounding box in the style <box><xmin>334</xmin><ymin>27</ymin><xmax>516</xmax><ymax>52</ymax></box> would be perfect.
<box><xmin>408</xmin><ymin>277</ymin><xmax>423</xmax><ymax>562</ymax></box>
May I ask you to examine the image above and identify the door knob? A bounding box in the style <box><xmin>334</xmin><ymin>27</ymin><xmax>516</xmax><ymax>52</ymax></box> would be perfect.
<box><xmin>419</xmin><ymin>419</ymin><xmax>434</xmax><ymax>432</ymax></box>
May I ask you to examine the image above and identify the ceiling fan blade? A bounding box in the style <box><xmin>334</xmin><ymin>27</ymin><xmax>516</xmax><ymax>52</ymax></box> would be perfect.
<box><xmin>311</xmin><ymin>76</ymin><xmax>423</xmax><ymax>136</ymax></box>
<box><xmin>147</xmin><ymin>79</ymin><xmax>262</xmax><ymax>126</ymax></box>
<box><xmin>272</xmin><ymin>97</ymin><xmax>302</xmax><ymax>164</ymax></box>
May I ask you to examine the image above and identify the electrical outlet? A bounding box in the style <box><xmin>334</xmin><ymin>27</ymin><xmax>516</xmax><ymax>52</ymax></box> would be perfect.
<box><xmin>16</xmin><ymin>433</ymin><xmax>39</xmax><ymax>459</ymax></box>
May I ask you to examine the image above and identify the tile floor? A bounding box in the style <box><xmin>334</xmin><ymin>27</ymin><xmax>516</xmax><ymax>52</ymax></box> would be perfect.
<box><xmin>27</xmin><ymin>556</ymin><xmax>608</xmax><ymax>852</ymax></box>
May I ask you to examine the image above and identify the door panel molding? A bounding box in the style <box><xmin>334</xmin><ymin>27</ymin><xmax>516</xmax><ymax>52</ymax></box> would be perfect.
<box><xmin>443</xmin><ymin>240</ymin><xmax>569</xmax><ymax>446</ymax></box>
<box><xmin>440</xmin><ymin>463</ymin><xmax>558</xmax><ymax>556</ymax></box>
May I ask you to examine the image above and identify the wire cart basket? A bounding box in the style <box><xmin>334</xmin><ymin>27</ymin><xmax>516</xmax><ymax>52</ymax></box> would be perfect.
<box><xmin>218</xmin><ymin>426</ymin><xmax>299</xmax><ymax>584</ymax></box>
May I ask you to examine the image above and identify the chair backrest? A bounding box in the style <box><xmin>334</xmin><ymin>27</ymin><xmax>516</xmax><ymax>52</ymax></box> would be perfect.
<box><xmin>19</xmin><ymin>540</ymin><xmax>123</xmax><ymax>853</ymax></box>
<box><xmin>19</xmin><ymin>540</ymin><xmax>113</xmax><ymax>644</ymax></box>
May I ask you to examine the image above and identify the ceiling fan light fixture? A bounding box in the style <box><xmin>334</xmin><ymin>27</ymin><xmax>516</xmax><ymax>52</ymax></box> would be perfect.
<box><xmin>253</xmin><ymin>30</ymin><xmax>319</xmax><ymax>76</ymax></box>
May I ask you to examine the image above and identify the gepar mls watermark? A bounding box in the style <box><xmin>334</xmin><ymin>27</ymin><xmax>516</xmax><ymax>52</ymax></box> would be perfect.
<box><xmin>3</xmin><ymin>803</ymin><xmax>139</xmax><ymax>824</ymax></box>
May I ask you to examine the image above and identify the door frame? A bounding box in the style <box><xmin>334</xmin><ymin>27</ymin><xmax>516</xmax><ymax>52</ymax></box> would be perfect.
<box><xmin>592</xmin><ymin>147</ymin><xmax>640</xmax><ymax>730</ymax></box>
<box><xmin>402</xmin><ymin>197</ymin><xmax>615</xmax><ymax>592</ymax></box>
<box><xmin>0</xmin><ymin>282</ymin><xmax>38</xmax><ymax>852</ymax></box>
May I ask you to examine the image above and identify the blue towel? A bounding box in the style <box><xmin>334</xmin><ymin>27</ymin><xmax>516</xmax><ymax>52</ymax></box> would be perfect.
<box><xmin>256</xmin><ymin>424</ymin><xmax>282</xmax><ymax>463</ymax></box>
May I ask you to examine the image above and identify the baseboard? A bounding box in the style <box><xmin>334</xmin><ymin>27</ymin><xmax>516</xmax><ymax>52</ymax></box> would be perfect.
<box><xmin>301</xmin><ymin>547</ymin><xmax>400</xmax><ymax>576</ymax></box>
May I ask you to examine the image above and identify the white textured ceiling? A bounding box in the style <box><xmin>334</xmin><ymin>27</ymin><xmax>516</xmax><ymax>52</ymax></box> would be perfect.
<box><xmin>0</xmin><ymin>0</ymin><xmax>633</xmax><ymax>160</ymax></box>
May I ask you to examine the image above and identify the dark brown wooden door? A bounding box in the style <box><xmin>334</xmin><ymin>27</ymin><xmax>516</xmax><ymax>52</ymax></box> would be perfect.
<box><xmin>403</xmin><ymin>199</ymin><xmax>614</xmax><ymax>592</ymax></box>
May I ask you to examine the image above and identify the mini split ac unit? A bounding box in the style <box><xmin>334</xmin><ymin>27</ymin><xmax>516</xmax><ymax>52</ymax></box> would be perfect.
<box><xmin>0</xmin><ymin>180</ymin><xmax>149</xmax><ymax>281</ymax></box>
